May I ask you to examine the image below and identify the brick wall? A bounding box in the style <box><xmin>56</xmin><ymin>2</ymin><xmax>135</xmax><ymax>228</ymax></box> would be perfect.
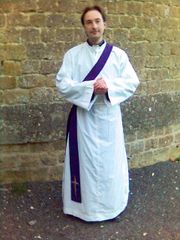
<box><xmin>0</xmin><ymin>0</ymin><xmax>180</xmax><ymax>183</ymax></box>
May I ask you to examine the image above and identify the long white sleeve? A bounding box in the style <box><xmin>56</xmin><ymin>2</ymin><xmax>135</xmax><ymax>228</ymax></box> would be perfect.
<box><xmin>56</xmin><ymin>50</ymin><xmax>95</xmax><ymax>110</ymax></box>
<box><xmin>105</xmin><ymin>50</ymin><xmax>139</xmax><ymax>105</ymax></box>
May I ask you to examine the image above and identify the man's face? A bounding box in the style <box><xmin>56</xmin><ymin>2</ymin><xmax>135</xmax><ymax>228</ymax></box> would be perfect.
<box><xmin>83</xmin><ymin>10</ymin><xmax>106</xmax><ymax>44</ymax></box>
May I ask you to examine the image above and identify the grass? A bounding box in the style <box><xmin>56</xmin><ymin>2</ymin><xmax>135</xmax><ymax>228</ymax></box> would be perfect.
<box><xmin>175</xmin><ymin>155</ymin><xmax>180</xmax><ymax>162</ymax></box>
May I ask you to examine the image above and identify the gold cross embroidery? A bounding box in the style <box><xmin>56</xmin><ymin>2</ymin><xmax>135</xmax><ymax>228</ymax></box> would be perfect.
<box><xmin>72</xmin><ymin>176</ymin><xmax>79</xmax><ymax>198</ymax></box>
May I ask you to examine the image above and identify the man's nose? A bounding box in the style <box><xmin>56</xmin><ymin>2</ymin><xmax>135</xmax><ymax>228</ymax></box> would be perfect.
<box><xmin>92</xmin><ymin>22</ymin><xmax>97</xmax><ymax>28</ymax></box>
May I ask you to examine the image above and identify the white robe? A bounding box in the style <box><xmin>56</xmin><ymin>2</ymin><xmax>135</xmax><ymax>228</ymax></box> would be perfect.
<box><xmin>56</xmin><ymin>41</ymin><xmax>139</xmax><ymax>222</ymax></box>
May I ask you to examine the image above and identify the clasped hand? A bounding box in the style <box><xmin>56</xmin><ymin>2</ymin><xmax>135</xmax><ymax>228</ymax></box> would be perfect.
<box><xmin>93</xmin><ymin>78</ymin><xmax>108</xmax><ymax>94</ymax></box>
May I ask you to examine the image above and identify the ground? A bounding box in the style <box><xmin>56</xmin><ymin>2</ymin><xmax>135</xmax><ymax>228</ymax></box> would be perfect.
<box><xmin>0</xmin><ymin>161</ymin><xmax>179</xmax><ymax>240</ymax></box>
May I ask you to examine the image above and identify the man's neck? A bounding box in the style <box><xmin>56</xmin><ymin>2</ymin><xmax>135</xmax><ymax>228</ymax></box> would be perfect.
<box><xmin>87</xmin><ymin>39</ymin><xmax>105</xmax><ymax>46</ymax></box>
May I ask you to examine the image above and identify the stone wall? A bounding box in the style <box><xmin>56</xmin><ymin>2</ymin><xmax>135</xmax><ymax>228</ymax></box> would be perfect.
<box><xmin>0</xmin><ymin>0</ymin><xmax>180</xmax><ymax>183</ymax></box>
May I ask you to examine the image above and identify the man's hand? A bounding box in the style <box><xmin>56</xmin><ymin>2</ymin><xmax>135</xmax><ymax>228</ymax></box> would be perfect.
<box><xmin>93</xmin><ymin>78</ymin><xmax>108</xmax><ymax>94</ymax></box>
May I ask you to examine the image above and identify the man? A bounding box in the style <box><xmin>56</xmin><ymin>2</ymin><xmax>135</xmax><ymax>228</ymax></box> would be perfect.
<box><xmin>56</xmin><ymin>5</ymin><xmax>139</xmax><ymax>222</ymax></box>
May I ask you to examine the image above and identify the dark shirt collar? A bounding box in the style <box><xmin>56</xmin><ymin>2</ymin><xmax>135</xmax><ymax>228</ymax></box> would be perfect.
<box><xmin>87</xmin><ymin>39</ymin><xmax>105</xmax><ymax>47</ymax></box>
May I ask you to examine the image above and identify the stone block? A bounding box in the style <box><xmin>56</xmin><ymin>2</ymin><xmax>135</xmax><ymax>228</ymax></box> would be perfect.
<box><xmin>40</xmin><ymin>60</ymin><xmax>58</xmax><ymax>74</ymax></box>
<box><xmin>29</xmin><ymin>87</ymin><xmax>55</xmax><ymax>103</ymax></box>
<box><xmin>113</xmin><ymin>28</ymin><xmax>129</xmax><ymax>47</ymax></box>
<box><xmin>41</xmin><ymin>28</ymin><xmax>56</xmax><ymax>43</ymax></box>
<box><xmin>142</xmin><ymin>3</ymin><xmax>158</xmax><ymax>16</ymax></box>
<box><xmin>136</xmin><ymin>16</ymin><xmax>160</xmax><ymax>29</ymax></box>
<box><xmin>37</xmin><ymin>0</ymin><xmax>58</xmax><ymax>12</ymax></box>
<box><xmin>153</xmin><ymin>147</ymin><xmax>170</xmax><ymax>162</ymax></box>
<box><xmin>107</xmin><ymin>15</ymin><xmax>120</xmax><ymax>28</ymax></box>
<box><xmin>58</xmin><ymin>1</ymin><xmax>78</xmax><ymax>13</ymax></box>
<box><xmin>0</xmin><ymin>154</ymin><xmax>17</xmax><ymax>170</ymax></box>
<box><xmin>120</xmin><ymin>16</ymin><xmax>136</xmax><ymax>28</ymax></box>
<box><xmin>21</xmin><ymin>60</ymin><xmax>40</xmax><ymax>74</ymax></box>
<box><xmin>3</xmin><ymin>61</ymin><xmax>21</xmax><ymax>76</ymax></box>
<box><xmin>0</xmin><ymin>14</ymin><xmax>5</xmax><ymax>27</ymax></box>
<box><xmin>130</xmin><ymin>140</ymin><xmax>144</xmax><ymax>155</ymax></box>
<box><xmin>4</xmin><ymin>28</ymin><xmax>21</xmax><ymax>43</ymax></box>
<box><xmin>145</xmin><ymin>138</ymin><xmax>158</xmax><ymax>151</ymax></box>
<box><xmin>116</xmin><ymin>2</ymin><xmax>127</xmax><ymax>14</ymax></box>
<box><xmin>129</xmin><ymin>29</ymin><xmax>146</xmax><ymax>41</ymax></box>
<box><xmin>46</xmin><ymin>14</ymin><xmax>64</xmax><ymax>27</ymax></box>
<box><xmin>26</xmin><ymin>43</ymin><xmax>47</xmax><ymax>59</ymax></box>
<box><xmin>4</xmin><ymin>44</ymin><xmax>26</xmax><ymax>60</ymax></box>
<box><xmin>0</xmin><ymin>1</ymin><xmax>14</xmax><ymax>13</ymax></box>
<box><xmin>175</xmin><ymin>133</ymin><xmax>180</xmax><ymax>143</ymax></box>
<box><xmin>56</xmin><ymin>29</ymin><xmax>74</xmax><ymax>42</ymax></box>
<box><xmin>158</xmin><ymin>135</ymin><xmax>174</xmax><ymax>148</ymax></box>
<box><xmin>122</xmin><ymin>93</ymin><xmax>180</xmax><ymax>133</ymax></box>
<box><xmin>136</xmin><ymin>129</ymin><xmax>153</xmax><ymax>140</ymax></box>
<box><xmin>21</xmin><ymin>28</ymin><xmax>40</xmax><ymax>43</ymax></box>
<box><xmin>7</xmin><ymin>13</ymin><xmax>29</xmax><ymax>27</ymax></box>
<box><xmin>3</xmin><ymin>89</ymin><xmax>30</xmax><ymax>104</ymax></box>
<box><xmin>0</xmin><ymin>31</ymin><xmax>6</xmax><ymax>44</ymax></box>
<box><xmin>0</xmin><ymin>76</ymin><xmax>16</xmax><ymax>89</ymax></box>
<box><xmin>161</xmin><ymin>80</ymin><xmax>175</xmax><ymax>92</ymax></box>
<box><xmin>47</xmin><ymin>164</ymin><xmax>64</xmax><ymax>181</ymax></box>
<box><xmin>13</xmin><ymin>0</ymin><xmax>36</xmax><ymax>13</ymax></box>
<box><xmin>0</xmin><ymin>103</ymin><xmax>68</xmax><ymax>144</ymax></box>
<box><xmin>127</xmin><ymin>2</ymin><xmax>142</xmax><ymax>16</ymax></box>
<box><xmin>30</xmin><ymin>14</ymin><xmax>46</xmax><ymax>27</ymax></box>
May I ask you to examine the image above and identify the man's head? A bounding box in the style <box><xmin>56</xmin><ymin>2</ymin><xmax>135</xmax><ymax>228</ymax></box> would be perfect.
<box><xmin>81</xmin><ymin>5</ymin><xmax>106</xmax><ymax>45</ymax></box>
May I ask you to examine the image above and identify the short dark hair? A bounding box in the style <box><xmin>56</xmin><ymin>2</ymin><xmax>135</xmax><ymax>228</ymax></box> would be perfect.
<box><xmin>81</xmin><ymin>5</ymin><xmax>106</xmax><ymax>25</ymax></box>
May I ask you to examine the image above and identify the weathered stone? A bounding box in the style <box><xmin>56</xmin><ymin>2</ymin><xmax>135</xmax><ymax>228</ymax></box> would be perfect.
<box><xmin>107</xmin><ymin>15</ymin><xmax>120</xmax><ymax>28</ymax></box>
<box><xmin>0</xmin><ymin>154</ymin><xmax>17</xmax><ymax>169</ymax></box>
<box><xmin>26</xmin><ymin>43</ymin><xmax>47</xmax><ymax>59</ymax></box>
<box><xmin>3</xmin><ymin>89</ymin><xmax>29</xmax><ymax>104</ymax></box>
<box><xmin>37</xmin><ymin>0</ymin><xmax>58</xmax><ymax>12</ymax></box>
<box><xmin>4</xmin><ymin>28</ymin><xmax>21</xmax><ymax>43</ymax></box>
<box><xmin>153</xmin><ymin>147</ymin><xmax>170</xmax><ymax>162</ymax></box>
<box><xmin>17</xmin><ymin>75</ymin><xmax>46</xmax><ymax>88</ymax></box>
<box><xmin>30</xmin><ymin>13</ymin><xmax>46</xmax><ymax>27</ymax></box>
<box><xmin>0</xmin><ymin>76</ymin><xmax>16</xmax><ymax>89</ymax></box>
<box><xmin>122</xmin><ymin>92</ymin><xmax>180</xmax><ymax>133</ymax></box>
<box><xmin>142</xmin><ymin>3</ymin><xmax>158</xmax><ymax>16</ymax></box>
<box><xmin>175</xmin><ymin>133</ymin><xmax>180</xmax><ymax>143</ymax></box>
<box><xmin>127</xmin><ymin>2</ymin><xmax>142</xmax><ymax>16</ymax></box>
<box><xmin>145</xmin><ymin>138</ymin><xmax>158</xmax><ymax>151</ymax></box>
<box><xmin>0</xmin><ymin>13</ymin><xmax>5</xmax><ymax>27</ymax></box>
<box><xmin>40</xmin><ymin>60</ymin><xmax>58</xmax><ymax>74</ymax></box>
<box><xmin>4</xmin><ymin>44</ymin><xmax>26</xmax><ymax>60</ymax></box>
<box><xmin>46</xmin><ymin>14</ymin><xmax>64</xmax><ymax>27</ymax></box>
<box><xmin>136</xmin><ymin>16</ymin><xmax>160</xmax><ymax>29</ymax></box>
<box><xmin>21</xmin><ymin>60</ymin><xmax>40</xmax><ymax>74</ymax></box>
<box><xmin>120</xmin><ymin>16</ymin><xmax>136</xmax><ymax>28</ymax></box>
<box><xmin>41</xmin><ymin>28</ymin><xmax>56</xmax><ymax>43</ymax></box>
<box><xmin>7</xmin><ymin>13</ymin><xmax>29</xmax><ymax>27</ymax></box>
<box><xmin>0</xmin><ymin>103</ymin><xmax>68</xmax><ymax>144</ymax></box>
<box><xmin>130</xmin><ymin>140</ymin><xmax>144</xmax><ymax>155</ymax></box>
<box><xmin>3</xmin><ymin>61</ymin><xmax>21</xmax><ymax>76</ymax></box>
<box><xmin>21</xmin><ymin>28</ymin><xmax>40</xmax><ymax>43</ymax></box>
<box><xmin>29</xmin><ymin>87</ymin><xmax>55</xmax><ymax>103</ymax></box>
<box><xmin>158</xmin><ymin>135</ymin><xmax>174</xmax><ymax>148</ymax></box>
<box><xmin>12</xmin><ymin>0</ymin><xmax>37</xmax><ymax>13</ymax></box>
<box><xmin>56</xmin><ymin>29</ymin><xmax>74</xmax><ymax>42</ymax></box>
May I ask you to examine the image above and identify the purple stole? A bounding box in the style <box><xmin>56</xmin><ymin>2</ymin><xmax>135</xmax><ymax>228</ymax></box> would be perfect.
<box><xmin>66</xmin><ymin>43</ymin><xmax>113</xmax><ymax>203</ymax></box>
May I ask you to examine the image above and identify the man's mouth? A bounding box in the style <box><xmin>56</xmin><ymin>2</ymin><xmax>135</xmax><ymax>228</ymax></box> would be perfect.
<box><xmin>91</xmin><ymin>31</ymin><xmax>98</xmax><ymax>34</ymax></box>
